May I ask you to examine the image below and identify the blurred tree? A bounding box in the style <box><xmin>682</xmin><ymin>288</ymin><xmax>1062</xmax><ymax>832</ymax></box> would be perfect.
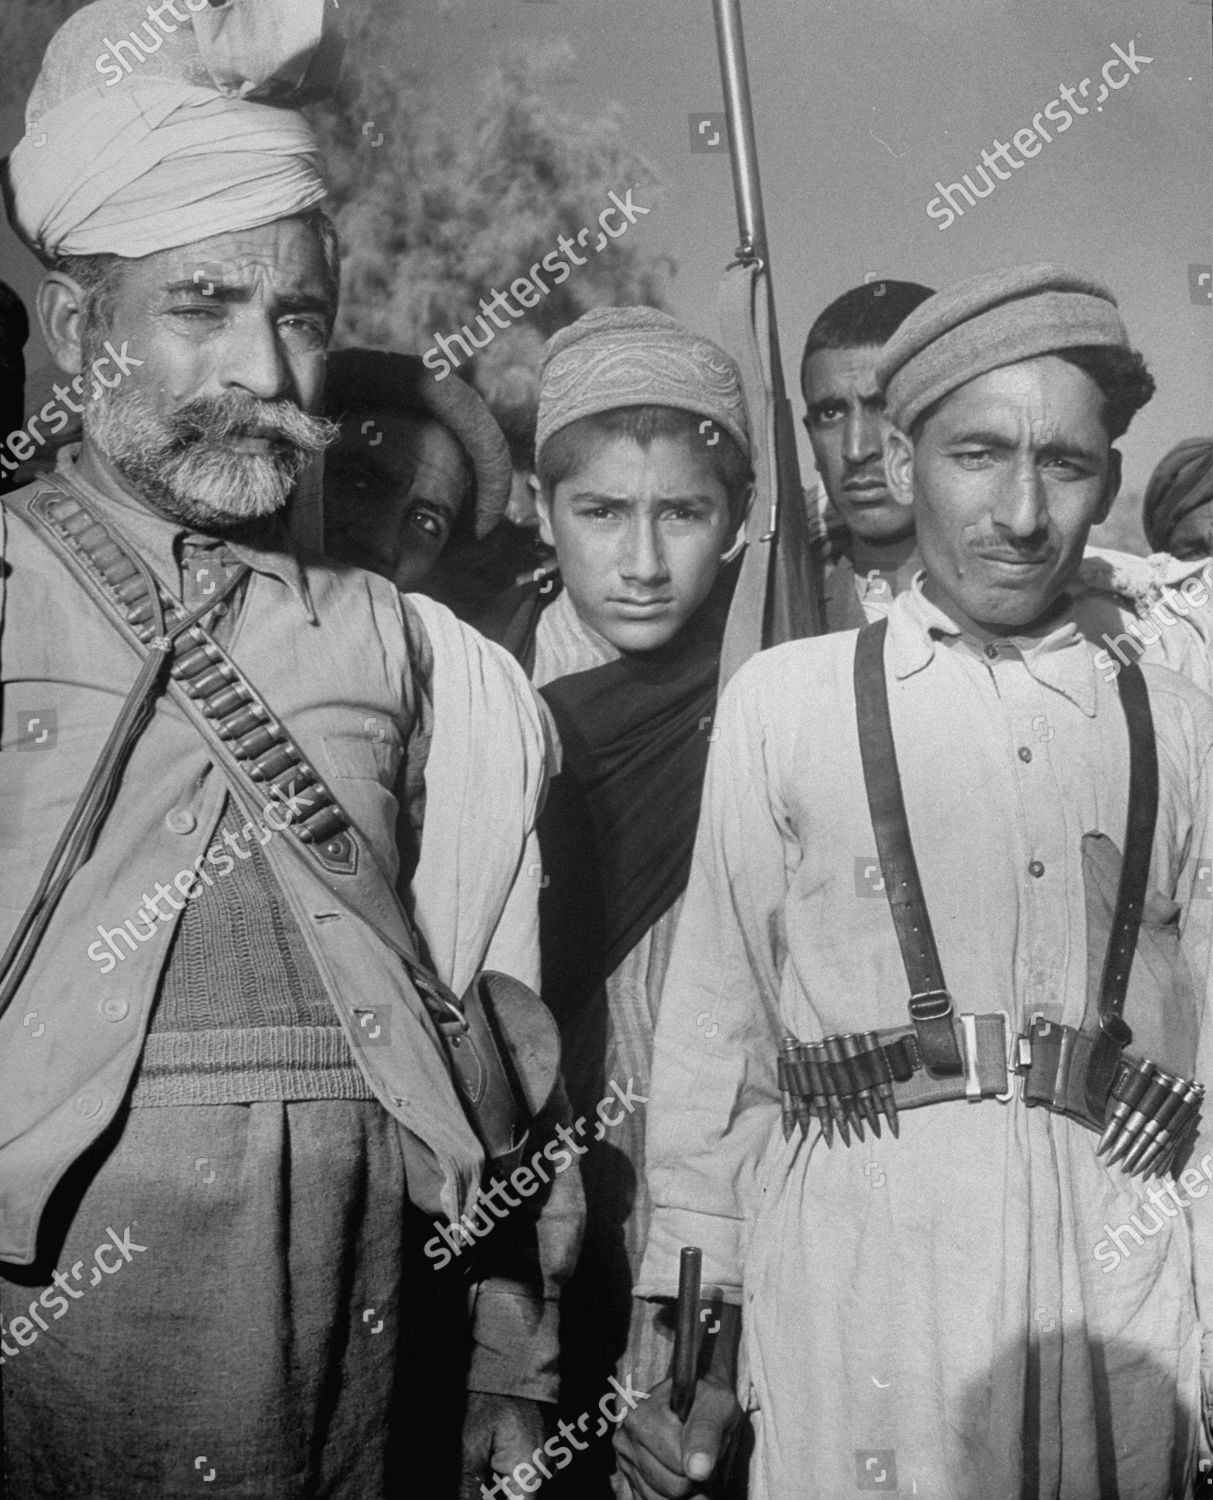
<box><xmin>1</xmin><ymin>0</ymin><xmax>673</xmax><ymax>428</ymax></box>
<box><xmin>309</xmin><ymin>7</ymin><xmax>673</xmax><ymax>417</ymax></box>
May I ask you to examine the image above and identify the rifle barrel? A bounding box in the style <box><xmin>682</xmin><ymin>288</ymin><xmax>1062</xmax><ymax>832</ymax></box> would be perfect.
<box><xmin>712</xmin><ymin>0</ymin><xmax>766</xmax><ymax>262</ymax></box>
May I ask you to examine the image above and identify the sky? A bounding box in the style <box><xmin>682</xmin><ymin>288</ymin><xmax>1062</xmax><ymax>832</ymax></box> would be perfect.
<box><xmin>3</xmin><ymin>0</ymin><xmax>1209</xmax><ymax>538</ymax></box>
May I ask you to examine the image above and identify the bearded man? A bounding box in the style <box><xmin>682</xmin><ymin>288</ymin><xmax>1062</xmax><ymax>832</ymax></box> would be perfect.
<box><xmin>0</xmin><ymin>4</ymin><xmax>578</xmax><ymax>1496</ymax></box>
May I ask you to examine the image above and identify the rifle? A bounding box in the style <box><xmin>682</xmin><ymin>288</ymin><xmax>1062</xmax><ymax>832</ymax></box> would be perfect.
<box><xmin>712</xmin><ymin>0</ymin><xmax>825</xmax><ymax>687</ymax></box>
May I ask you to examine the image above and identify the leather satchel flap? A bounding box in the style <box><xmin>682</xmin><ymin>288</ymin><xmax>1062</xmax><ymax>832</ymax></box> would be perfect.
<box><xmin>447</xmin><ymin>972</ymin><xmax>560</xmax><ymax>1166</ymax></box>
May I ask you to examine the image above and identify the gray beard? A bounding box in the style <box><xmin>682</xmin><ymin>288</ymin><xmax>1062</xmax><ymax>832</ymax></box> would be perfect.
<box><xmin>84</xmin><ymin>386</ymin><xmax>334</xmax><ymax>533</ymax></box>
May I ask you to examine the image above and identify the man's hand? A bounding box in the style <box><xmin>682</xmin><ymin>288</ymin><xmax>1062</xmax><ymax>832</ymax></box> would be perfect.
<box><xmin>613</xmin><ymin>1374</ymin><xmax>740</xmax><ymax>1500</ymax></box>
<box><xmin>459</xmin><ymin>1391</ymin><xmax>547</xmax><ymax>1498</ymax></box>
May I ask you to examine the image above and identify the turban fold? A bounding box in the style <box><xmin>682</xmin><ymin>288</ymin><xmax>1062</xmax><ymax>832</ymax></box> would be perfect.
<box><xmin>1142</xmin><ymin>438</ymin><xmax>1213</xmax><ymax>553</ymax></box>
<box><xmin>536</xmin><ymin>307</ymin><xmax>750</xmax><ymax>459</ymax></box>
<box><xmin>4</xmin><ymin>0</ymin><xmax>334</xmax><ymax>262</ymax></box>
<box><xmin>876</xmin><ymin>264</ymin><xmax>1129</xmax><ymax>432</ymax></box>
<box><xmin>324</xmin><ymin>350</ymin><xmax>514</xmax><ymax>539</ymax></box>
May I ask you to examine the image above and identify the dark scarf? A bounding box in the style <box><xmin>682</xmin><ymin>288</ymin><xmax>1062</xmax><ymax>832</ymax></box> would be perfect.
<box><xmin>536</xmin><ymin>560</ymin><xmax>739</xmax><ymax>1022</ymax></box>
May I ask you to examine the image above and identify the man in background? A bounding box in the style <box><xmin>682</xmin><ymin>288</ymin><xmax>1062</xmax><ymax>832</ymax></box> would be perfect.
<box><xmin>322</xmin><ymin>346</ymin><xmax>513</xmax><ymax>590</ymax></box>
<box><xmin>1141</xmin><ymin>437</ymin><xmax>1213</xmax><ymax>560</ymax></box>
<box><xmin>800</xmin><ymin>278</ymin><xmax>934</xmax><ymax>627</ymax></box>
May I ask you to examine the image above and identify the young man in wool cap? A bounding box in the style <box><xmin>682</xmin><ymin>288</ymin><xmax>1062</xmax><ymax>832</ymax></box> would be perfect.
<box><xmin>521</xmin><ymin>305</ymin><xmax>753</xmax><ymax>1497</ymax></box>
<box><xmin>619</xmin><ymin>265</ymin><xmax>1213</xmax><ymax>1500</ymax></box>
<box><xmin>799</xmin><ymin>278</ymin><xmax>934</xmax><ymax>629</ymax></box>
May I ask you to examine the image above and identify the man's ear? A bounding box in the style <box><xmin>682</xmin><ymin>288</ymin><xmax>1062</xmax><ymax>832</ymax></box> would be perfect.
<box><xmin>37</xmin><ymin>271</ymin><xmax>89</xmax><ymax>377</ymax></box>
<box><xmin>1095</xmin><ymin>448</ymin><xmax>1122</xmax><ymax>527</ymax></box>
<box><xmin>884</xmin><ymin>427</ymin><xmax>916</xmax><ymax>511</ymax></box>
<box><xmin>534</xmin><ymin>483</ymin><xmax>557</xmax><ymax>549</ymax></box>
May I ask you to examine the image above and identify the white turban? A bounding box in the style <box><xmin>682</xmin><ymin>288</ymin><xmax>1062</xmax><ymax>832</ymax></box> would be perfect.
<box><xmin>5</xmin><ymin>0</ymin><xmax>336</xmax><ymax>262</ymax></box>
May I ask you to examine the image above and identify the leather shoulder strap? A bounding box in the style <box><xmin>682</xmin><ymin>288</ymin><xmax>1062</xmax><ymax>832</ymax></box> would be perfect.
<box><xmin>854</xmin><ymin>618</ymin><xmax>962</xmax><ymax>1076</ymax></box>
<box><xmin>1097</xmin><ymin>659</ymin><xmax>1159</xmax><ymax>1027</ymax></box>
<box><xmin>853</xmin><ymin>619</ymin><xmax>1160</xmax><ymax>1084</ymax></box>
<box><xmin>1083</xmin><ymin>658</ymin><xmax>1159</xmax><ymax>1113</ymax></box>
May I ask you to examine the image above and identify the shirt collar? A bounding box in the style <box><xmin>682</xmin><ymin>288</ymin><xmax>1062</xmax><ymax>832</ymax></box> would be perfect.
<box><xmin>54</xmin><ymin>446</ymin><xmax>315</xmax><ymax>619</ymax></box>
<box><xmin>887</xmin><ymin>573</ymin><xmax>1099</xmax><ymax>717</ymax></box>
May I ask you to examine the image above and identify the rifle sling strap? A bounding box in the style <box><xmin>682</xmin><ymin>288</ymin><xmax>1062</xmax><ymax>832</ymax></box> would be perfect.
<box><xmin>853</xmin><ymin>615</ymin><xmax>1158</xmax><ymax>1083</ymax></box>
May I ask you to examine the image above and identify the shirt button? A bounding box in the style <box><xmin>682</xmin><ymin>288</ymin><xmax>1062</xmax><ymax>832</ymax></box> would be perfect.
<box><xmin>1018</xmin><ymin>747</ymin><xmax>1033</xmax><ymax>763</ymax></box>
<box><xmin>99</xmin><ymin>997</ymin><xmax>129</xmax><ymax>1022</ymax></box>
<box><xmin>75</xmin><ymin>1091</ymin><xmax>103</xmax><ymax>1119</ymax></box>
<box><xmin>984</xmin><ymin>644</ymin><xmax>999</xmax><ymax>659</ymax></box>
<box><xmin>1029</xmin><ymin>860</ymin><xmax>1046</xmax><ymax>878</ymax></box>
<box><xmin>165</xmin><ymin>809</ymin><xmax>196</xmax><ymax>835</ymax></box>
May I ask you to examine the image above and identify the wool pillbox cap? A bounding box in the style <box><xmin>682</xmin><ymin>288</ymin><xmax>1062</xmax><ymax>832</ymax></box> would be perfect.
<box><xmin>535</xmin><ymin>306</ymin><xmax>750</xmax><ymax>460</ymax></box>
<box><xmin>875</xmin><ymin>264</ymin><xmax>1129</xmax><ymax>433</ymax></box>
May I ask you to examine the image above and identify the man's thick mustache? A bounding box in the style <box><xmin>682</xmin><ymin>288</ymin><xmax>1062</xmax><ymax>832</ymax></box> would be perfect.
<box><xmin>167</xmin><ymin>397</ymin><xmax>338</xmax><ymax>455</ymax></box>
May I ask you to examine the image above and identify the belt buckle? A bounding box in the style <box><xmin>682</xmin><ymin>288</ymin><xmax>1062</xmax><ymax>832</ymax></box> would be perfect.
<box><xmin>959</xmin><ymin>1013</ymin><xmax>982</xmax><ymax>1101</ymax></box>
<box><xmin>1015</xmin><ymin>1011</ymin><xmax>1048</xmax><ymax>1105</ymax></box>
<box><xmin>993</xmin><ymin>1010</ymin><xmax>1014</xmax><ymax>1103</ymax></box>
<box><xmin>959</xmin><ymin>1011</ymin><xmax>1014</xmax><ymax>1103</ymax></box>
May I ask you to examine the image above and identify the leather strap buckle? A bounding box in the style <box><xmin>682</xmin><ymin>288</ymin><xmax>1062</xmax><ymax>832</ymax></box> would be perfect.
<box><xmin>993</xmin><ymin>1011</ymin><xmax>1015</xmax><ymax>1103</ymax></box>
<box><xmin>909</xmin><ymin>989</ymin><xmax>963</xmax><ymax>1077</ymax></box>
<box><xmin>956</xmin><ymin>1010</ymin><xmax>1015</xmax><ymax>1102</ymax></box>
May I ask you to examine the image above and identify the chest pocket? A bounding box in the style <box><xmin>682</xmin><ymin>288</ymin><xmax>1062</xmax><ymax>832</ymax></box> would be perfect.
<box><xmin>322</xmin><ymin>721</ymin><xmax>405</xmax><ymax>785</ymax></box>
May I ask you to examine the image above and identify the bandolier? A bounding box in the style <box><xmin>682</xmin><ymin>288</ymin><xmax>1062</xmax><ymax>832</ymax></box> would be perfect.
<box><xmin>777</xmin><ymin>616</ymin><xmax>1204</xmax><ymax>1178</ymax></box>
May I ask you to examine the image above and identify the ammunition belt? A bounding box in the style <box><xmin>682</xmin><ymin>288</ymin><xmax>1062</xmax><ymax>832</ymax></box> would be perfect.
<box><xmin>777</xmin><ymin>1013</ymin><xmax>1012</xmax><ymax>1146</ymax></box>
<box><xmin>779</xmin><ymin>1014</ymin><xmax>1203</xmax><ymax>1180</ymax></box>
<box><xmin>1016</xmin><ymin>1016</ymin><xmax>1202</xmax><ymax>1179</ymax></box>
<box><xmin>30</xmin><ymin>483</ymin><xmax>356</xmax><ymax>875</ymax></box>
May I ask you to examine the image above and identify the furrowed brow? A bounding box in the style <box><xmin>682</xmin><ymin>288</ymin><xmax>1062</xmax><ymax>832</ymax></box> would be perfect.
<box><xmin>276</xmin><ymin>292</ymin><xmax>334</xmax><ymax>319</ymax></box>
<box><xmin>1035</xmin><ymin>439</ymin><xmax>1103</xmax><ymax>465</ymax></box>
<box><xmin>163</xmin><ymin>279</ymin><xmax>253</xmax><ymax>302</ymax></box>
<box><xmin>946</xmin><ymin>428</ymin><xmax>1015</xmax><ymax>449</ymax></box>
